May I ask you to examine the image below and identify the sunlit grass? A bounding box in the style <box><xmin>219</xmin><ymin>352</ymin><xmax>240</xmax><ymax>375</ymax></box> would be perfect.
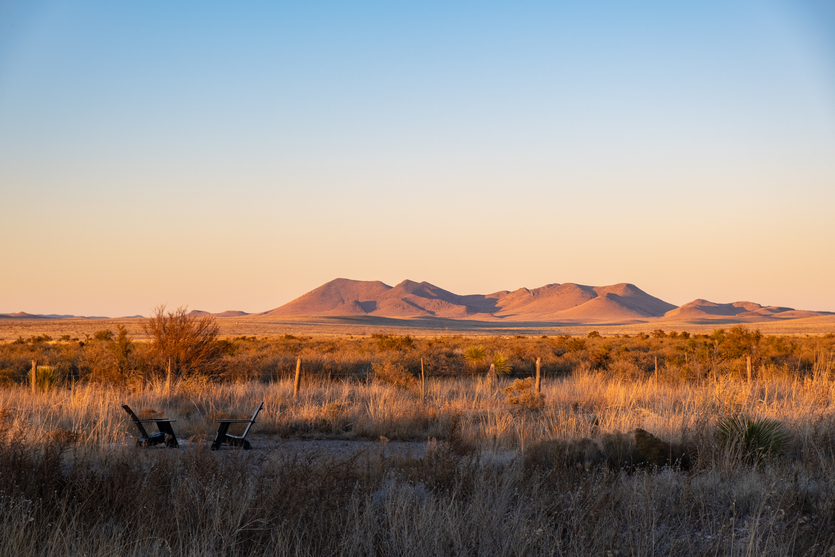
<box><xmin>2</xmin><ymin>369</ymin><xmax>833</xmax><ymax>454</ymax></box>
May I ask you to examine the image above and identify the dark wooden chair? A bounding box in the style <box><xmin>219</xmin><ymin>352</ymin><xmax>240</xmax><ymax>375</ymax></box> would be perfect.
<box><xmin>121</xmin><ymin>404</ymin><xmax>179</xmax><ymax>448</ymax></box>
<box><xmin>211</xmin><ymin>401</ymin><xmax>263</xmax><ymax>450</ymax></box>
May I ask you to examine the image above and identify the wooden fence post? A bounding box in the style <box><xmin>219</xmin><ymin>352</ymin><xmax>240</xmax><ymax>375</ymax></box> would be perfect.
<box><xmin>420</xmin><ymin>358</ymin><xmax>426</xmax><ymax>403</ymax></box>
<box><xmin>487</xmin><ymin>363</ymin><xmax>497</xmax><ymax>390</ymax></box>
<box><xmin>747</xmin><ymin>356</ymin><xmax>752</xmax><ymax>384</ymax></box>
<box><xmin>165</xmin><ymin>358</ymin><xmax>172</xmax><ymax>396</ymax></box>
<box><xmin>535</xmin><ymin>357</ymin><xmax>541</xmax><ymax>393</ymax></box>
<box><xmin>30</xmin><ymin>360</ymin><xmax>37</xmax><ymax>393</ymax></box>
<box><xmin>654</xmin><ymin>356</ymin><xmax>658</xmax><ymax>382</ymax></box>
<box><xmin>293</xmin><ymin>358</ymin><xmax>301</xmax><ymax>399</ymax></box>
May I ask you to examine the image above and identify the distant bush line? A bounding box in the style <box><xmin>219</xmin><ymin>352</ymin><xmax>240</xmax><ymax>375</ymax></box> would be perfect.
<box><xmin>1</xmin><ymin>319</ymin><xmax>833</xmax><ymax>387</ymax></box>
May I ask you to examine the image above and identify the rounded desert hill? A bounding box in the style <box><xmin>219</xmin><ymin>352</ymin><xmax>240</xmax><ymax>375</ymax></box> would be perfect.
<box><xmin>215</xmin><ymin>311</ymin><xmax>250</xmax><ymax>318</ymax></box>
<box><xmin>493</xmin><ymin>283</ymin><xmax>597</xmax><ymax>317</ymax></box>
<box><xmin>664</xmin><ymin>299</ymin><xmax>743</xmax><ymax>319</ymax></box>
<box><xmin>262</xmin><ymin>278</ymin><xmax>392</xmax><ymax>317</ymax></box>
<box><xmin>553</xmin><ymin>292</ymin><xmax>659</xmax><ymax>321</ymax></box>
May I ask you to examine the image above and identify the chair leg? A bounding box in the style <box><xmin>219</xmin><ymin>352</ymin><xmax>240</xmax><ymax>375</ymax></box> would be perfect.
<box><xmin>211</xmin><ymin>423</ymin><xmax>231</xmax><ymax>451</ymax></box>
<box><xmin>227</xmin><ymin>437</ymin><xmax>251</xmax><ymax>450</ymax></box>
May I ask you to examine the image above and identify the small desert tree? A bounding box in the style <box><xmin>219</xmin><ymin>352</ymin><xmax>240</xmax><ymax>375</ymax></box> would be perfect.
<box><xmin>109</xmin><ymin>324</ymin><xmax>137</xmax><ymax>380</ymax></box>
<box><xmin>142</xmin><ymin>306</ymin><xmax>225</xmax><ymax>381</ymax></box>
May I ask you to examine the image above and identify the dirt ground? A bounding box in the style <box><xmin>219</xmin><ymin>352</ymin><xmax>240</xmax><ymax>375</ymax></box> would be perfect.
<box><xmin>162</xmin><ymin>436</ymin><xmax>431</xmax><ymax>460</ymax></box>
<box><xmin>125</xmin><ymin>435</ymin><xmax>520</xmax><ymax>465</ymax></box>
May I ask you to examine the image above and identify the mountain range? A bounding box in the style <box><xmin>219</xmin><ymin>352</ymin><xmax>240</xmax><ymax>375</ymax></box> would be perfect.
<box><xmin>258</xmin><ymin>278</ymin><xmax>831</xmax><ymax>323</ymax></box>
<box><xmin>4</xmin><ymin>278</ymin><xmax>831</xmax><ymax>323</ymax></box>
<box><xmin>0</xmin><ymin>311</ymin><xmax>113</xmax><ymax>320</ymax></box>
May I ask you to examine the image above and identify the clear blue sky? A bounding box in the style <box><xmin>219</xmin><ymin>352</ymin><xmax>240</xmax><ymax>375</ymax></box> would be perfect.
<box><xmin>1</xmin><ymin>0</ymin><xmax>834</xmax><ymax>316</ymax></box>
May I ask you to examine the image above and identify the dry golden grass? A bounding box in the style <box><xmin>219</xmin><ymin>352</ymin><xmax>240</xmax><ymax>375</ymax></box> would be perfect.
<box><xmin>2</xmin><ymin>324</ymin><xmax>835</xmax><ymax>555</ymax></box>
<box><xmin>2</xmin><ymin>369</ymin><xmax>833</xmax><ymax>455</ymax></box>
<box><xmin>1</xmin><ymin>371</ymin><xmax>835</xmax><ymax>554</ymax></box>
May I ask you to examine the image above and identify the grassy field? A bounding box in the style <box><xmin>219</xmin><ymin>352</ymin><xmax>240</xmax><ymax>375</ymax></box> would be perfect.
<box><xmin>1</xmin><ymin>324</ymin><xmax>835</xmax><ymax>555</ymax></box>
<box><xmin>2</xmin><ymin>370</ymin><xmax>835</xmax><ymax>555</ymax></box>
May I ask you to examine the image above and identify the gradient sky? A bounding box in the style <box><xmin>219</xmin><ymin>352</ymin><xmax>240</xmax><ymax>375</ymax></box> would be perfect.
<box><xmin>1</xmin><ymin>0</ymin><xmax>834</xmax><ymax>316</ymax></box>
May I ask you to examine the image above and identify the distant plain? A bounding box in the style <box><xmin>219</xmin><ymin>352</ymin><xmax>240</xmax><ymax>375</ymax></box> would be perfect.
<box><xmin>2</xmin><ymin>313</ymin><xmax>835</xmax><ymax>343</ymax></box>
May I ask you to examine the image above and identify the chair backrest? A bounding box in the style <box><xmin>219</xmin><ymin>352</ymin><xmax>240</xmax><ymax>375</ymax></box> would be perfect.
<box><xmin>241</xmin><ymin>401</ymin><xmax>264</xmax><ymax>439</ymax></box>
<box><xmin>121</xmin><ymin>404</ymin><xmax>150</xmax><ymax>439</ymax></box>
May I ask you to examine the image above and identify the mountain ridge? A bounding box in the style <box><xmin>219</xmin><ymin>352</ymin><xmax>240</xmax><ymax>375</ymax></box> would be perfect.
<box><xmin>261</xmin><ymin>278</ymin><xmax>831</xmax><ymax>323</ymax></box>
<box><xmin>5</xmin><ymin>279</ymin><xmax>832</xmax><ymax>323</ymax></box>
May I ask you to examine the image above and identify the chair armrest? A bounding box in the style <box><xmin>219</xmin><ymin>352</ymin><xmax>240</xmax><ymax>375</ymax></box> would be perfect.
<box><xmin>216</xmin><ymin>419</ymin><xmax>252</xmax><ymax>423</ymax></box>
<box><xmin>138</xmin><ymin>418</ymin><xmax>176</xmax><ymax>423</ymax></box>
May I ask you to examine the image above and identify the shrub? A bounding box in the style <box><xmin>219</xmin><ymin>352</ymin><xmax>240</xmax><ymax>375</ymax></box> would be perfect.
<box><xmin>590</xmin><ymin>344</ymin><xmax>612</xmax><ymax>368</ymax></box>
<box><xmin>0</xmin><ymin>369</ymin><xmax>16</xmax><ymax>386</ymax></box>
<box><xmin>372</xmin><ymin>360</ymin><xmax>416</xmax><ymax>390</ymax></box>
<box><xmin>633</xmin><ymin>428</ymin><xmax>690</xmax><ymax>469</ymax></box>
<box><xmin>716</xmin><ymin>414</ymin><xmax>788</xmax><ymax>465</ymax></box>
<box><xmin>373</xmin><ymin>334</ymin><xmax>414</xmax><ymax>351</ymax></box>
<box><xmin>93</xmin><ymin>330</ymin><xmax>114</xmax><ymax>342</ymax></box>
<box><xmin>502</xmin><ymin>377</ymin><xmax>544</xmax><ymax>410</ymax></box>
<box><xmin>565</xmin><ymin>338</ymin><xmax>586</xmax><ymax>352</ymax></box>
<box><xmin>108</xmin><ymin>325</ymin><xmax>136</xmax><ymax>380</ymax></box>
<box><xmin>142</xmin><ymin>305</ymin><xmax>225</xmax><ymax>380</ymax></box>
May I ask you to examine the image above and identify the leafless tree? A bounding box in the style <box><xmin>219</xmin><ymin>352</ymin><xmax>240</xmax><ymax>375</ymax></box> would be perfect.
<box><xmin>142</xmin><ymin>305</ymin><xmax>224</xmax><ymax>379</ymax></box>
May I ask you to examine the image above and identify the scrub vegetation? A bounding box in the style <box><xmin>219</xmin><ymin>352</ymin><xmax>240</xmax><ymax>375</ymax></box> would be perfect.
<box><xmin>1</xmin><ymin>313</ymin><xmax>834</xmax><ymax>555</ymax></box>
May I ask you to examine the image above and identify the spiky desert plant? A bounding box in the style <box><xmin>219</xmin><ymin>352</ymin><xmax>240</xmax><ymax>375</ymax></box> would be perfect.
<box><xmin>491</xmin><ymin>352</ymin><xmax>512</xmax><ymax>375</ymax></box>
<box><xmin>463</xmin><ymin>345</ymin><xmax>486</xmax><ymax>367</ymax></box>
<box><xmin>716</xmin><ymin>414</ymin><xmax>788</xmax><ymax>465</ymax></box>
<box><xmin>35</xmin><ymin>366</ymin><xmax>58</xmax><ymax>392</ymax></box>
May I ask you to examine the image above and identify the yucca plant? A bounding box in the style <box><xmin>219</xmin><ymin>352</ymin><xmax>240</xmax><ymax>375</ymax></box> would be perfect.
<box><xmin>36</xmin><ymin>366</ymin><xmax>59</xmax><ymax>392</ymax></box>
<box><xmin>463</xmin><ymin>345</ymin><xmax>486</xmax><ymax>367</ymax></box>
<box><xmin>491</xmin><ymin>352</ymin><xmax>512</xmax><ymax>375</ymax></box>
<box><xmin>716</xmin><ymin>414</ymin><xmax>788</xmax><ymax>465</ymax></box>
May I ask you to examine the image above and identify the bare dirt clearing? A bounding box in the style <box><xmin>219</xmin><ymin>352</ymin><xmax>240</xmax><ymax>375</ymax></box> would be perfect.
<box><xmin>123</xmin><ymin>435</ymin><xmax>434</xmax><ymax>460</ymax></box>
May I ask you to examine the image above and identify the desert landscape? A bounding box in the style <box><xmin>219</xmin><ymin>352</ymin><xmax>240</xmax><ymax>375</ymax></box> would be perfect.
<box><xmin>4</xmin><ymin>1</ymin><xmax>835</xmax><ymax>555</ymax></box>
<box><xmin>1</xmin><ymin>299</ymin><xmax>834</xmax><ymax>554</ymax></box>
<box><xmin>3</xmin><ymin>278</ymin><xmax>834</xmax><ymax>342</ymax></box>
